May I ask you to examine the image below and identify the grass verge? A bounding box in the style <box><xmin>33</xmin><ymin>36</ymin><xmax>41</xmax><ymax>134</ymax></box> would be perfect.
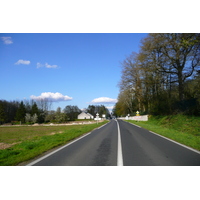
<box><xmin>126</xmin><ymin>115</ymin><xmax>200</xmax><ymax>151</ymax></box>
<box><xmin>0</xmin><ymin>121</ymin><xmax>108</xmax><ymax>166</ymax></box>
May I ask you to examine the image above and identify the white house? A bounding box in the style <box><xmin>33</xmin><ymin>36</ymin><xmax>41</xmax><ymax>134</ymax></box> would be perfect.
<box><xmin>77</xmin><ymin>112</ymin><xmax>94</xmax><ymax>120</ymax></box>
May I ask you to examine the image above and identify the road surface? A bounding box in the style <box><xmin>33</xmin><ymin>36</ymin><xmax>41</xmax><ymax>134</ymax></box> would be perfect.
<box><xmin>27</xmin><ymin>119</ymin><xmax>200</xmax><ymax>166</ymax></box>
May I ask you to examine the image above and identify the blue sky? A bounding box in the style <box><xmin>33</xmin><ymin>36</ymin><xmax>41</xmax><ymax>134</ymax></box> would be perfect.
<box><xmin>0</xmin><ymin>33</ymin><xmax>148</xmax><ymax>111</ymax></box>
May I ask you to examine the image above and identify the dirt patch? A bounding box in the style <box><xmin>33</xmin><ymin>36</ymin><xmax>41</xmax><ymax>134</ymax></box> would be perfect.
<box><xmin>32</xmin><ymin>123</ymin><xmax>39</xmax><ymax>126</ymax></box>
<box><xmin>49</xmin><ymin>131</ymin><xmax>64</xmax><ymax>135</ymax></box>
<box><xmin>49</xmin><ymin>132</ymin><xmax>56</xmax><ymax>135</ymax></box>
<box><xmin>0</xmin><ymin>142</ymin><xmax>16</xmax><ymax>150</ymax></box>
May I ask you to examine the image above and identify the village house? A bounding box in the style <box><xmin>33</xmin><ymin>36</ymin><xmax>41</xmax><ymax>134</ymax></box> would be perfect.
<box><xmin>77</xmin><ymin>112</ymin><xmax>94</xmax><ymax>120</ymax></box>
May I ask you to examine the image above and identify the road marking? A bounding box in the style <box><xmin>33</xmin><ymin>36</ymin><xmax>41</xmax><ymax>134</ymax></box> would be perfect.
<box><xmin>129</xmin><ymin>123</ymin><xmax>141</xmax><ymax>128</ymax></box>
<box><xmin>149</xmin><ymin>131</ymin><xmax>200</xmax><ymax>155</ymax></box>
<box><xmin>116</xmin><ymin>120</ymin><xmax>123</xmax><ymax>166</ymax></box>
<box><xmin>26</xmin><ymin>131</ymin><xmax>93</xmax><ymax>166</ymax></box>
<box><xmin>125</xmin><ymin>120</ymin><xmax>200</xmax><ymax>154</ymax></box>
<box><xmin>97</xmin><ymin>123</ymin><xmax>108</xmax><ymax>129</ymax></box>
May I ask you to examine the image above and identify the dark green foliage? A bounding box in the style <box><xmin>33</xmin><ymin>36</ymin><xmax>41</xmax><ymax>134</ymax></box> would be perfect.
<box><xmin>87</xmin><ymin>105</ymin><xmax>110</xmax><ymax>118</ymax></box>
<box><xmin>0</xmin><ymin>103</ymin><xmax>6</xmax><ymax>124</ymax></box>
<box><xmin>0</xmin><ymin>100</ymin><xmax>19</xmax><ymax>123</ymax></box>
<box><xmin>63</xmin><ymin>105</ymin><xmax>81</xmax><ymax>121</ymax></box>
<box><xmin>31</xmin><ymin>102</ymin><xmax>39</xmax><ymax>116</ymax></box>
<box><xmin>15</xmin><ymin>101</ymin><xmax>26</xmax><ymax>123</ymax></box>
<box><xmin>87</xmin><ymin>105</ymin><xmax>96</xmax><ymax>116</ymax></box>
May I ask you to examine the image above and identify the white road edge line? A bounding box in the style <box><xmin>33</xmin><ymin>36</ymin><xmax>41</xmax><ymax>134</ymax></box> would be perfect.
<box><xmin>116</xmin><ymin>120</ymin><xmax>124</xmax><ymax>166</ymax></box>
<box><xmin>98</xmin><ymin>123</ymin><xmax>107</xmax><ymax>129</ymax></box>
<box><xmin>126</xmin><ymin>120</ymin><xmax>200</xmax><ymax>154</ymax></box>
<box><xmin>26</xmin><ymin>131</ymin><xmax>93</xmax><ymax>166</ymax></box>
<box><xmin>149</xmin><ymin>131</ymin><xmax>200</xmax><ymax>155</ymax></box>
<box><xmin>129</xmin><ymin>122</ymin><xmax>141</xmax><ymax>128</ymax></box>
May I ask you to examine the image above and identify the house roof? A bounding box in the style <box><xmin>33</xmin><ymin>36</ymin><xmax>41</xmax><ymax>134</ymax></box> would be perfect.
<box><xmin>78</xmin><ymin>112</ymin><xmax>93</xmax><ymax>117</ymax></box>
<box><xmin>86</xmin><ymin>113</ymin><xmax>93</xmax><ymax>117</ymax></box>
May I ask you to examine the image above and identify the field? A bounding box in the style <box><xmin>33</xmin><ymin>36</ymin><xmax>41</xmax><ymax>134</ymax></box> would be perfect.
<box><xmin>127</xmin><ymin>114</ymin><xmax>200</xmax><ymax>151</ymax></box>
<box><xmin>0</xmin><ymin>121</ymin><xmax>108</xmax><ymax>166</ymax></box>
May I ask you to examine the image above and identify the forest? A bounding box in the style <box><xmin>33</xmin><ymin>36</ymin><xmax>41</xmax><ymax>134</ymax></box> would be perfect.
<box><xmin>0</xmin><ymin>98</ymin><xmax>110</xmax><ymax>125</ymax></box>
<box><xmin>113</xmin><ymin>33</ymin><xmax>200</xmax><ymax>117</ymax></box>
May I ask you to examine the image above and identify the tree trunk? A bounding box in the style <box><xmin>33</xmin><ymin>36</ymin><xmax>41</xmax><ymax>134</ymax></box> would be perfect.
<box><xmin>178</xmin><ymin>70</ymin><xmax>184</xmax><ymax>101</ymax></box>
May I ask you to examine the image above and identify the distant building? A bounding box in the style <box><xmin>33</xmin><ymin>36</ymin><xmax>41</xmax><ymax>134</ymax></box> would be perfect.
<box><xmin>77</xmin><ymin>112</ymin><xmax>94</xmax><ymax>120</ymax></box>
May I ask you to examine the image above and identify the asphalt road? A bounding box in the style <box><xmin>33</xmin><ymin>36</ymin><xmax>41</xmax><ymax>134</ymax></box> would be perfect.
<box><xmin>118</xmin><ymin>120</ymin><xmax>200</xmax><ymax>166</ymax></box>
<box><xmin>27</xmin><ymin>119</ymin><xmax>200</xmax><ymax>166</ymax></box>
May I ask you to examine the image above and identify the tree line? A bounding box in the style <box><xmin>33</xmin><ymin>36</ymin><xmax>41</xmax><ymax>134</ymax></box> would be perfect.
<box><xmin>0</xmin><ymin>99</ymin><xmax>110</xmax><ymax>125</ymax></box>
<box><xmin>113</xmin><ymin>33</ymin><xmax>200</xmax><ymax>117</ymax></box>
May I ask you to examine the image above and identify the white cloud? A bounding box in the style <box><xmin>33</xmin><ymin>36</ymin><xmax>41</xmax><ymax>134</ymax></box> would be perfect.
<box><xmin>37</xmin><ymin>62</ymin><xmax>59</xmax><ymax>69</ymax></box>
<box><xmin>91</xmin><ymin>97</ymin><xmax>117</xmax><ymax>104</ymax></box>
<box><xmin>30</xmin><ymin>92</ymin><xmax>73</xmax><ymax>102</ymax></box>
<box><xmin>36</xmin><ymin>62</ymin><xmax>43</xmax><ymax>68</ymax></box>
<box><xmin>15</xmin><ymin>59</ymin><xmax>31</xmax><ymax>65</ymax></box>
<box><xmin>106</xmin><ymin>106</ymin><xmax>114</xmax><ymax>110</ymax></box>
<box><xmin>45</xmin><ymin>63</ymin><xmax>58</xmax><ymax>68</ymax></box>
<box><xmin>1</xmin><ymin>37</ymin><xmax>13</xmax><ymax>45</ymax></box>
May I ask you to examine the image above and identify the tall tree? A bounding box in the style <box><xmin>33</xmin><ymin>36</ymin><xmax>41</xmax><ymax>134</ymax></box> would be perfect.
<box><xmin>54</xmin><ymin>107</ymin><xmax>68</xmax><ymax>123</ymax></box>
<box><xmin>63</xmin><ymin>105</ymin><xmax>81</xmax><ymax>120</ymax></box>
<box><xmin>15</xmin><ymin>101</ymin><xmax>26</xmax><ymax>123</ymax></box>
<box><xmin>0</xmin><ymin>102</ymin><xmax>6</xmax><ymax>124</ymax></box>
<box><xmin>87</xmin><ymin>105</ymin><xmax>96</xmax><ymax>116</ymax></box>
<box><xmin>118</xmin><ymin>52</ymin><xmax>145</xmax><ymax>112</ymax></box>
<box><xmin>31</xmin><ymin>102</ymin><xmax>39</xmax><ymax>116</ymax></box>
<box><xmin>142</xmin><ymin>33</ymin><xmax>200</xmax><ymax>101</ymax></box>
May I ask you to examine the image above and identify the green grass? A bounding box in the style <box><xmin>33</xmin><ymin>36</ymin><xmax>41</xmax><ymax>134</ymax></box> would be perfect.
<box><xmin>126</xmin><ymin>115</ymin><xmax>200</xmax><ymax>151</ymax></box>
<box><xmin>0</xmin><ymin>121</ymin><xmax>108</xmax><ymax>166</ymax></box>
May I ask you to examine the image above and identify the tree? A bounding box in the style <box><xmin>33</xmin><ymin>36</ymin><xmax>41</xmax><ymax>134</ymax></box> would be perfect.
<box><xmin>97</xmin><ymin>105</ymin><xmax>110</xmax><ymax>118</ymax></box>
<box><xmin>0</xmin><ymin>100</ymin><xmax>19</xmax><ymax>123</ymax></box>
<box><xmin>0</xmin><ymin>102</ymin><xmax>6</xmax><ymax>124</ymax></box>
<box><xmin>183</xmin><ymin>70</ymin><xmax>200</xmax><ymax>115</ymax></box>
<box><xmin>25</xmin><ymin>113</ymin><xmax>32</xmax><ymax>123</ymax></box>
<box><xmin>25</xmin><ymin>113</ymin><xmax>38</xmax><ymax>124</ymax></box>
<box><xmin>138</xmin><ymin>40</ymin><xmax>174</xmax><ymax>114</ymax></box>
<box><xmin>142</xmin><ymin>33</ymin><xmax>200</xmax><ymax>102</ymax></box>
<box><xmin>54</xmin><ymin>107</ymin><xmax>67</xmax><ymax>123</ymax></box>
<box><xmin>36</xmin><ymin>98</ymin><xmax>52</xmax><ymax>112</ymax></box>
<box><xmin>86</xmin><ymin>105</ymin><xmax>96</xmax><ymax>116</ymax></box>
<box><xmin>15</xmin><ymin>101</ymin><xmax>26</xmax><ymax>123</ymax></box>
<box><xmin>32</xmin><ymin>113</ymin><xmax>38</xmax><ymax>123</ymax></box>
<box><xmin>63</xmin><ymin>105</ymin><xmax>81</xmax><ymax>121</ymax></box>
<box><xmin>118</xmin><ymin>52</ymin><xmax>145</xmax><ymax>113</ymax></box>
<box><xmin>31</xmin><ymin>102</ymin><xmax>39</xmax><ymax>116</ymax></box>
<box><xmin>44</xmin><ymin>110</ymin><xmax>55</xmax><ymax>123</ymax></box>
